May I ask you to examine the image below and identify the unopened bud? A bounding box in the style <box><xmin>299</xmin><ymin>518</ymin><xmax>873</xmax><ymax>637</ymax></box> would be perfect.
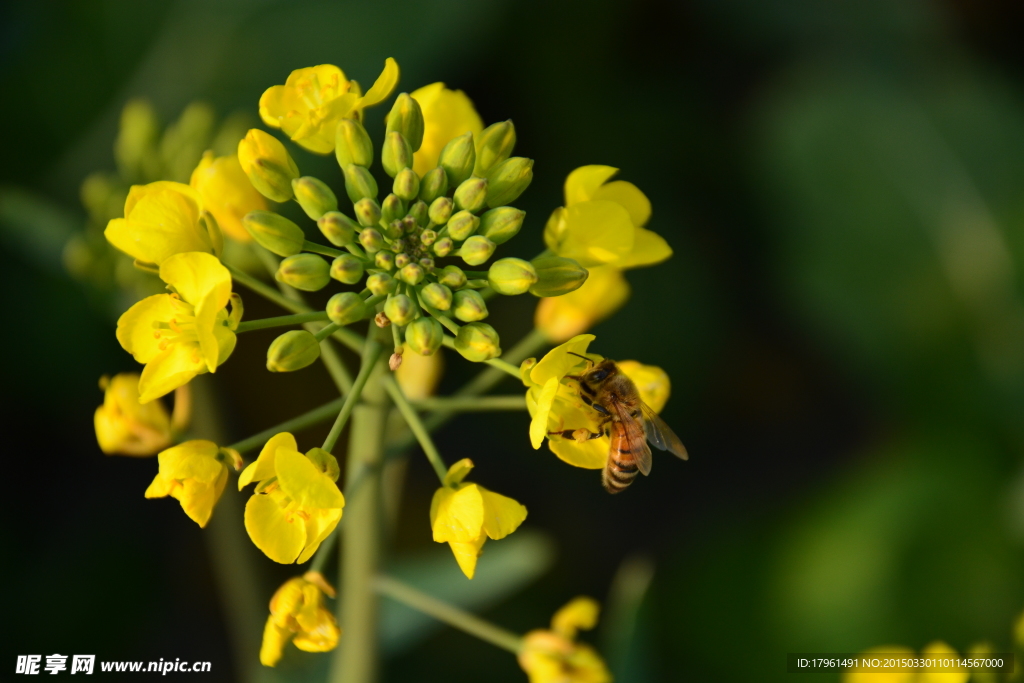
<box><xmin>487</xmin><ymin>257</ymin><xmax>537</xmax><ymax>295</ymax></box>
<box><xmin>454</xmin><ymin>322</ymin><xmax>501</xmax><ymax>362</ymax></box>
<box><xmin>381</xmin><ymin>131</ymin><xmax>413</xmax><ymax>178</ymax></box>
<box><xmin>326</xmin><ymin>292</ymin><xmax>366</xmax><ymax>325</ymax></box>
<box><xmin>447</xmin><ymin>210</ymin><xmax>479</xmax><ymax>241</ymax></box>
<box><xmin>330</xmin><ymin>254</ymin><xmax>365</xmax><ymax>284</ymax></box>
<box><xmin>433</xmin><ymin>237</ymin><xmax>454</xmax><ymax>257</ymax></box>
<box><xmin>459</xmin><ymin>235</ymin><xmax>496</xmax><ymax>266</ymax></box>
<box><xmin>276</xmin><ymin>254</ymin><xmax>330</xmax><ymax>291</ymax></box>
<box><xmin>439</xmin><ymin>132</ymin><xmax>476</xmax><ymax>187</ymax></box>
<box><xmin>419</xmin><ymin>167</ymin><xmax>449</xmax><ymax>204</ymax></box>
<box><xmin>367</xmin><ymin>272</ymin><xmax>398</xmax><ymax>296</ymax></box>
<box><xmin>317</xmin><ymin>211</ymin><xmax>357</xmax><ymax>247</ymax></box>
<box><xmin>375</xmin><ymin>250</ymin><xmax>396</xmax><ymax>271</ymax></box>
<box><xmin>267</xmin><ymin>330</ymin><xmax>320</xmax><ymax>372</ymax></box>
<box><xmin>407</xmin><ymin>200</ymin><xmax>428</xmax><ymax>227</ymax></box>
<box><xmin>384</xmin><ymin>294</ymin><xmax>416</xmax><ymax>326</ymax></box>
<box><xmin>428</xmin><ymin>197</ymin><xmax>453</xmax><ymax>226</ymax></box>
<box><xmin>386</xmin><ymin>93</ymin><xmax>425</xmax><ymax>152</ymax></box>
<box><xmin>454</xmin><ymin>177</ymin><xmax>488</xmax><ymax>213</ymax></box>
<box><xmin>243</xmin><ymin>210</ymin><xmax>304</xmax><ymax>256</ymax></box>
<box><xmin>292</xmin><ymin>176</ymin><xmax>338</xmax><ymax>220</ymax></box>
<box><xmin>421</xmin><ymin>229</ymin><xmax>437</xmax><ymax>246</ymax></box>
<box><xmin>474</xmin><ymin>120</ymin><xmax>516</xmax><ymax>176</ymax></box>
<box><xmin>354</xmin><ymin>198</ymin><xmax>382</xmax><ymax>227</ymax></box>
<box><xmin>358</xmin><ymin>227</ymin><xmax>384</xmax><ymax>253</ymax></box>
<box><xmin>485</xmin><ymin>157</ymin><xmax>533</xmax><ymax>208</ymax></box>
<box><xmin>335</xmin><ymin>119</ymin><xmax>374</xmax><ymax>169</ymax></box>
<box><xmin>115</xmin><ymin>99</ymin><xmax>159</xmax><ymax>180</ymax></box>
<box><xmin>420</xmin><ymin>282</ymin><xmax>452</xmax><ymax>310</ymax></box>
<box><xmin>381</xmin><ymin>193</ymin><xmax>406</xmax><ymax>224</ymax></box>
<box><xmin>405</xmin><ymin>317</ymin><xmax>443</xmax><ymax>356</ymax></box>
<box><xmin>395</xmin><ymin>252</ymin><xmax>411</xmax><ymax>269</ymax></box>
<box><xmin>389</xmin><ymin>352</ymin><xmax>403</xmax><ymax>371</ymax></box>
<box><xmin>452</xmin><ymin>289</ymin><xmax>488</xmax><ymax>321</ymax></box>
<box><xmin>419</xmin><ymin>256</ymin><xmax>435</xmax><ymax>271</ymax></box>
<box><xmin>393</xmin><ymin>168</ymin><xmax>420</xmax><ymax>201</ymax></box>
<box><xmin>438</xmin><ymin>265</ymin><xmax>467</xmax><ymax>290</ymax></box>
<box><xmin>383</xmin><ymin>220</ymin><xmax>404</xmax><ymax>240</ymax></box>
<box><xmin>478</xmin><ymin>207</ymin><xmax>525</xmax><ymax>245</ymax></box>
<box><xmin>344</xmin><ymin>164</ymin><xmax>378</xmax><ymax>203</ymax></box>
<box><xmin>530</xmin><ymin>256</ymin><xmax>589</xmax><ymax>297</ymax></box>
<box><xmin>399</xmin><ymin>263</ymin><xmax>425</xmax><ymax>286</ymax></box>
<box><xmin>238</xmin><ymin>129</ymin><xmax>300</xmax><ymax>202</ymax></box>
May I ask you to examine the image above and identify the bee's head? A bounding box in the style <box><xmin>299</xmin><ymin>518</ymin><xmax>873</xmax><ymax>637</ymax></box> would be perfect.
<box><xmin>585</xmin><ymin>359</ymin><xmax>618</xmax><ymax>384</ymax></box>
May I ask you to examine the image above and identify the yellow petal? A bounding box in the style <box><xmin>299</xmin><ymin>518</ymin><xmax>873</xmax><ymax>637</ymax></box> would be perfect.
<box><xmin>431</xmin><ymin>485</ymin><xmax>485</xmax><ymax>544</ymax></box>
<box><xmin>548</xmin><ymin>430</ymin><xmax>608</xmax><ymax>470</ymax></box>
<box><xmin>918</xmin><ymin>642</ymin><xmax>967</xmax><ymax>683</ymax></box>
<box><xmin>157</xmin><ymin>440</ymin><xmax>222</xmax><ymax>483</ymax></box>
<box><xmin>95</xmin><ymin>372</ymin><xmax>172</xmax><ymax>456</ymax></box>
<box><xmin>358</xmin><ymin>57</ymin><xmax>399</xmax><ymax>109</ymax></box>
<box><xmin>259</xmin><ymin>618</ymin><xmax>292</xmax><ymax>667</ymax></box>
<box><xmin>551</xmin><ymin>200</ymin><xmax>636</xmax><ymax>267</ymax></box>
<box><xmin>174</xmin><ymin>468</ymin><xmax>226</xmax><ymax>527</ymax></box>
<box><xmin>551</xmin><ymin>596</ymin><xmax>600</xmax><ymax>638</ymax></box>
<box><xmin>258</xmin><ymin>85</ymin><xmax>288</xmax><ymax>130</ymax></box>
<box><xmin>534</xmin><ymin>267</ymin><xmax>630</xmax><ymax>343</ymax></box>
<box><xmin>275</xmin><ymin>448</ymin><xmax>344</xmax><ymax>510</ymax></box>
<box><xmin>443</xmin><ymin>458</ymin><xmax>475</xmax><ymax>487</ymax></box>
<box><xmin>617</xmin><ymin>361</ymin><xmax>670</xmax><ymax>413</ymax></box>
<box><xmin>296</xmin><ymin>507</ymin><xmax>342</xmax><ymax>563</ymax></box>
<box><xmin>447</xmin><ymin>537</ymin><xmax>486</xmax><ymax>579</ymax></box>
<box><xmin>116</xmin><ymin>294</ymin><xmax>177</xmax><ymax>363</ymax></box>
<box><xmin>245</xmin><ymin>491</ymin><xmax>307</xmax><ymax>564</ymax></box>
<box><xmin>616</xmin><ymin>226</ymin><xmax>672</xmax><ymax>269</ymax></box>
<box><xmin>144</xmin><ymin>472</ymin><xmax>175</xmax><ymax>498</ymax></box>
<box><xmin>529</xmin><ymin>377</ymin><xmax>559</xmax><ymax>449</ymax></box>
<box><xmin>529</xmin><ymin>334</ymin><xmax>595</xmax><ymax>386</ymax></box>
<box><xmin>410</xmin><ymin>82</ymin><xmax>483</xmax><ymax>175</ymax></box>
<box><xmin>160</xmin><ymin>252</ymin><xmax>233</xmax><ymax>372</ymax></box>
<box><xmin>137</xmin><ymin>343</ymin><xmax>206</xmax><ymax>403</ymax></box>
<box><xmin>479</xmin><ymin>487</ymin><xmax>527</xmax><ymax>540</ymax></box>
<box><xmin>239</xmin><ymin>432</ymin><xmax>297</xmax><ymax>489</ymax></box>
<box><xmin>564</xmin><ymin>165</ymin><xmax>618</xmax><ymax>206</ymax></box>
<box><xmin>189</xmin><ymin>153</ymin><xmax>265</xmax><ymax>242</ymax></box>
<box><xmin>106</xmin><ymin>184</ymin><xmax>211</xmax><ymax>264</ymax></box>
<box><xmin>591</xmin><ymin>179</ymin><xmax>651</xmax><ymax>227</ymax></box>
<box><xmin>124</xmin><ymin>181</ymin><xmax>201</xmax><ymax>217</ymax></box>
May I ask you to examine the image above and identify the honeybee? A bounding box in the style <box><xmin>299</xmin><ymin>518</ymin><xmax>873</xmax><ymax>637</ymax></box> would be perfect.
<box><xmin>549</xmin><ymin>354</ymin><xmax>688</xmax><ymax>493</ymax></box>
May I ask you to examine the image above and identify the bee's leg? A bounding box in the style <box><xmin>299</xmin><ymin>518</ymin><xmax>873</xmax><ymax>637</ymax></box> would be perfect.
<box><xmin>548</xmin><ymin>428</ymin><xmax>604</xmax><ymax>443</ymax></box>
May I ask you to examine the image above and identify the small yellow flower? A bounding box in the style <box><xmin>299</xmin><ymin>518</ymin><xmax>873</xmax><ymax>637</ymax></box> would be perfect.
<box><xmin>523</xmin><ymin>335</ymin><xmax>670</xmax><ymax>469</ymax></box>
<box><xmin>534</xmin><ymin>267</ymin><xmax>630</xmax><ymax>343</ymax></box>
<box><xmin>259</xmin><ymin>59</ymin><xmax>400</xmax><ymax>154</ymax></box>
<box><xmin>144</xmin><ymin>440</ymin><xmax>241</xmax><ymax>527</ymax></box>
<box><xmin>430</xmin><ymin>458</ymin><xmax>527</xmax><ymax>579</ymax></box>
<box><xmin>239</xmin><ymin>433</ymin><xmax>344</xmax><ymax>564</ymax></box>
<box><xmin>395</xmin><ymin>348</ymin><xmax>444</xmax><ymax>400</ymax></box>
<box><xmin>842</xmin><ymin>642</ymin><xmax>967</xmax><ymax>683</ymax></box>
<box><xmin>116</xmin><ymin>252</ymin><xmax>240</xmax><ymax>403</ymax></box>
<box><xmin>260</xmin><ymin>571</ymin><xmax>340</xmax><ymax>667</ymax></box>
<box><xmin>410</xmin><ymin>82</ymin><xmax>483</xmax><ymax>176</ymax></box>
<box><xmin>104</xmin><ymin>181</ymin><xmax>218</xmax><ymax>266</ymax></box>
<box><xmin>518</xmin><ymin>597</ymin><xmax>611</xmax><ymax>683</ymax></box>
<box><xmin>189</xmin><ymin>151</ymin><xmax>266</xmax><ymax>242</ymax></box>
<box><xmin>94</xmin><ymin>373</ymin><xmax>173</xmax><ymax>456</ymax></box>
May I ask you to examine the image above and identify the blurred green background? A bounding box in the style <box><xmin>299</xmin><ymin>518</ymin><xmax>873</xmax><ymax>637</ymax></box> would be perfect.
<box><xmin>3</xmin><ymin>0</ymin><xmax>1024</xmax><ymax>681</ymax></box>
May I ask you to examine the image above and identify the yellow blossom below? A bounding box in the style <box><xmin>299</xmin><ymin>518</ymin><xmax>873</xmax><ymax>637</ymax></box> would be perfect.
<box><xmin>430</xmin><ymin>458</ymin><xmax>527</xmax><ymax>579</ymax></box>
<box><xmin>94</xmin><ymin>373</ymin><xmax>173</xmax><ymax>456</ymax></box>
<box><xmin>145</xmin><ymin>440</ymin><xmax>240</xmax><ymax>527</ymax></box>
<box><xmin>410</xmin><ymin>82</ymin><xmax>483</xmax><ymax>176</ymax></box>
<box><xmin>116</xmin><ymin>252</ymin><xmax>239</xmax><ymax>403</ymax></box>
<box><xmin>259</xmin><ymin>59</ymin><xmax>399</xmax><ymax>154</ymax></box>
<box><xmin>395</xmin><ymin>348</ymin><xmax>444</xmax><ymax>400</ymax></box>
<box><xmin>534</xmin><ymin>266</ymin><xmax>630</xmax><ymax>343</ymax></box>
<box><xmin>189</xmin><ymin>152</ymin><xmax>266</xmax><ymax>242</ymax></box>
<box><xmin>518</xmin><ymin>597</ymin><xmax>611</xmax><ymax>683</ymax></box>
<box><xmin>105</xmin><ymin>181</ymin><xmax>218</xmax><ymax>266</ymax></box>
<box><xmin>260</xmin><ymin>572</ymin><xmax>340</xmax><ymax>667</ymax></box>
<box><xmin>842</xmin><ymin>642</ymin><xmax>968</xmax><ymax>683</ymax></box>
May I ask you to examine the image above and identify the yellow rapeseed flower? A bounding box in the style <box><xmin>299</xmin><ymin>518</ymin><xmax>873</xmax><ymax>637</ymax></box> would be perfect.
<box><xmin>395</xmin><ymin>348</ymin><xmax>444</xmax><ymax>400</ymax></box>
<box><xmin>534</xmin><ymin>267</ymin><xmax>630</xmax><ymax>343</ymax></box>
<box><xmin>105</xmin><ymin>181</ymin><xmax>220</xmax><ymax>266</ymax></box>
<box><xmin>430</xmin><ymin>458</ymin><xmax>527</xmax><ymax>579</ymax></box>
<box><xmin>259</xmin><ymin>59</ymin><xmax>400</xmax><ymax>154</ymax></box>
<box><xmin>116</xmin><ymin>252</ymin><xmax>240</xmax><ymax>403</ymax></box>
<box><xmin>260</xmin><ymin>571</ymin><xmax>340</xmax><ymax>667</ymax></box>
<box><xmin>410</xmin><ymin>82</ymin><xmax>483</xmax><ymax>176</ymax></box>
<box><xmin>144</xmin><ymin>440</ymin><xmax>242</xmax><ymax>527</ymax></box>
<box><xmin>94</xmin><ymin>373</ymin><xmax>173</xmax><ymax>456</ymax></box>
<box><xmin>518</xmin><ymin>597</ymin><xmax>611</xmax><ymax>683</ymax></box>
<box><xmin>842</xmin><ymin>642</ymin><xmax>967</xmax><ymax>683</ymax></box>
<box><xmin>523</xmin><ymin>335</ymin><xmax>671</xmax><ymax>469</ymax></box>
<box><xmin>189</xmin><ymin>151</ymin><xmax>266</xmax><ymax>242</ymax></box>
<box><xmin>239</xmin><ymin>433</ymin><xmax>344</xmax><ymax>564</ymax></box>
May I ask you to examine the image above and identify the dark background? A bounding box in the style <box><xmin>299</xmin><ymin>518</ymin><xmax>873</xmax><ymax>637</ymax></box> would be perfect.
<box><xmin>3</xmin><ymin>0</ymin><xmax>1024</xmax><ymax>681</ymax></box>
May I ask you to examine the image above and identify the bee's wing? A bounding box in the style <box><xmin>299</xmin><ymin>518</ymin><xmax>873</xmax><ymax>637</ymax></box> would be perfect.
<box><xmin>641</xmin><ymin>402</ymin><xmax>688</xmax><ymax>461</ymax></box>
<box><xmin>610</xmin><ymin>399</ymin><xmax>653</xmax><ymax>476</ymax></box>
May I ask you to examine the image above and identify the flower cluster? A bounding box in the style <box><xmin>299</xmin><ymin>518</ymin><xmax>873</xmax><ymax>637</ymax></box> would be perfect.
<box><xmin>518</xmin><ymin>597</ymin><xmax>611</xmax><ymax>683</ymax></box>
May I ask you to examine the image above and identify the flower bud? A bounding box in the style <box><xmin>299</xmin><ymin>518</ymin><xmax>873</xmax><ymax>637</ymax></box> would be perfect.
<box><xmin>419</xmin><ymin>167</ymin><xmax>448</xmax><ymax>204</ymax></box>
<box><xmin>433</xmin><ymin>237</ymin><xmax>454</xmax><ymax>257</ymax></box>
<box><xmin>317</xmin><ymin>211</ymin><xmax>358</xmax><ymax>247</ymax></box>
<box><xmin>399</xmin><ymin>263</ymin><xmax>425</xmax><ymax>286</ymax></box>
<box><xmin>267</xmin><ymin>330</ymin><xmax>320</xmax><ymax>372</ymax></box>
<box><xmin>389</xmin><ymin>352</ymin><xmax>403</xmax><ymax>371</ymax></box>
<box><xmin>292</xmin><ymin>176</ymin><xmax>338</xmax><ymax>220</ymax></box>
<box><xmin>327</xmin><ymin>292</ymin><xmax>367</xmax><ymax>325</ymax></box>
<box><xmin>478</xmin><ymin>207</ymin><xmax>525</xmax><ymax>245</ymax></box>
<box><xmin>330</xmin><ymin>254</ymin><xmax>365</xmax><ymax>284</ymax></box>
<box><xmin>383</xmin><ymin>220</ymin><xmax>404</xmax><ymax>240</ymax></box>
<box><xmin>115</xmin><ymin>100</ymin><xmax>159</xmax><ymax>180</ymax></box>
<box><xmin>421</xmin><ymin>229</ymin><xmax>437</xmax><ymax>246</ymax></box>
<box><xmin>428</xmin><ymin>197</ymin><xmax>453</xmax><ymax>226</ymax></box>
<box><xmin>367</xmin><ymin>272</ymin><xmax>397</xmax><ymax>296</ymax></box>
<box><xmin>384</xmin><ymin>294</ymin><xmax>417</xmax><ymax>326</ymax></box>
<box><xmin>405</xmin><ymin>317</ymin><xmax>443</xmax><ymax>356</ymax></box>
<box><xmin>375</xmin><ymin>312</ymin><xmax>391</xmax><ymax>327</ymax></box>
<box><xmin>529</xmin><ymin>256</ymin><xmax>589</xmax><ymax>297</ymax></box>
<box><xmin>459</xmin><ymin>235</ymin><xmax>496</xmax><ymax>266</ymax></box>
<box><xmin>344</xmin><ymin>164</ymin><xmax>378</xmax><ymax>203</ymax></box>
<box><xmin>381</xmin><ymin>193</ymin><xmax>406</xmax><ymax>225</ymax></box>
<box><xmin>420</xmin><ymin>282</ymin><xmax>453</xmax><ymax>310</ymax></box>
<box><xmin>386</xmin><ymin>93</ymin><xmax>425</xmax><ymax>152</ymax></box>
<box><xmin>452</xmin><ymin>289</ymin><xmax>488</xmax><ymax>321</ymax></box>
<box><xmin>382</xmin><ymin>131</ymin><xmax>413</xmax><ymax>178</ymax></box>
<box><xmin>335</xmin><ymin>119</ymin><xmax>374</xmax><ymax>169</ymax></box>
<box><xmin>454</xmin><ymin>177</ymin><xmax>488</xmax><ymax>213</ymax></box>
<box><xmin>447</xmin><ymin>210</ymin><xmax>479</xmax><ymax>241</ymax></box>
<box><xmin>238</xmin><ymin>129</ymin><xmax>300</xmax><ymax>202</ymax></box>
<box><xmin>439</xmin><ymin>265</ymin><xmax>467</xmax><ymax>290</ymax></box>
<box><xmin>358</xmin><ymin>227</ymin><xmax>384</xmax><ymax>253</ymax></box>
<box><xmin>454</xmin><ymin>322</ymin><xmax>501</xmax><ymax>362</ymax></box>
<box><xmin>407</xmin><ymin>200</ymin><xmax>428</xmax><ymax>227</ymax></box>
<box><xmin>243</xmin><ymin>210</ymin><xmax>304</xmax><ymax>256</ymax></box>
<box><xmin>276</xmin><ymin>253</ymin><xmax>330</xmax><ymax>291</ymax></box>
<box><xmin>419</xmin><ymin>256</ymin><xmax>435</xmax><ymax>271</ymax></box>
<box><xmin>395</xmin><ymin>252</ymin><xmax>411</xmax><ymax>269</ymax></box>
<box><xmin>393</xmin><ymin>168</ymin><xmax>420</xmax><ymax>201</ymax></box>
<box><xmin>474</xmin><ymin>120</ymin><xmax>516</xmax><ymax>176</ymax></box>
<box><xmin>485</xmin><ymin>157</ymin><xmax>533</xmax><ymax>208</ymax></box>
<box><xmin>488</xmin><ymin>257</ymin><xmax>538</xmax><ymax>295</ymax></box>
<box><xmin>375</xmin><ymin>250</ymin><xmax>396</xmax><ymax>271</ymax></box>
<box><xmin>354</xmin><ymin>198</ymin><xmax>382</xmax><ymax>227</ymax></box>
<box><xmin>439</xmin><ymin>131</ymin><xmax>475</xmax><ymax>187</ymax></box>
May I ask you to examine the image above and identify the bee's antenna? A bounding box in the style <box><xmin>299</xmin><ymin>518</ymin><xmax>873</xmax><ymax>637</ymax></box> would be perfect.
<box><xmin>567</xmin><ymin>351</ymin><xmax>594</xmax><ymax>367</ymax></box>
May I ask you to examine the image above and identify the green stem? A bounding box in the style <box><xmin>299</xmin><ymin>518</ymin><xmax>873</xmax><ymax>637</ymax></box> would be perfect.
<box><xmin>227</xmin><ymin>263</ymin><xmax>308</xmax><ymax>315</ymax></box>
<box><xmin>303</xmin><ymin>239</ymin><xmax>344</xmax><ymax>257</ymax></box>
<box><xmin>227</xmin><ymin>397</ymin><xmax>345</xmax><ymax>454</ymax></box>
<box><xmin>374</xmin><ymin>575</ymin><xmax>523</xmax><ymax>654</ymax></box>
<box><xmin>409</xmin><ymin>395</ymin><xmax>527</xmax><ymax>411</ymax></box>
<box><xmin>309</xmin><ymin>526</ymin><xmax>340</xmax><ymax>576</ymax></box>
<box><xmin>315</xmin><ymin>322</ymin><xmax>343</xmax><ymax>342</ymax></box>
<box><xmin>441</xmin><ymin>336</ymin><xmax>521</xmax><ymax>377</ymax></box>
<box><xmin>322</xmin><ymin>340</ymin><xmax>384</xmax><ymax>454</ymax></box>
<box><xmin>382</xmin><ymin>376</ymin><xmax>447</xmax><ymax>483</ymax></box>
<box><xmin>235</xmin><ymin>311</ymin><xmax>329</xmax><ymax>333</ymax></box>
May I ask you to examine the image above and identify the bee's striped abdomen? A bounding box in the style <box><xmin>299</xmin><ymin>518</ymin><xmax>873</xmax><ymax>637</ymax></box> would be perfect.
<box><xmin>602</xmin><ymin>422</ymin><xmax>639</xmax><ymax>493</ymax></box>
